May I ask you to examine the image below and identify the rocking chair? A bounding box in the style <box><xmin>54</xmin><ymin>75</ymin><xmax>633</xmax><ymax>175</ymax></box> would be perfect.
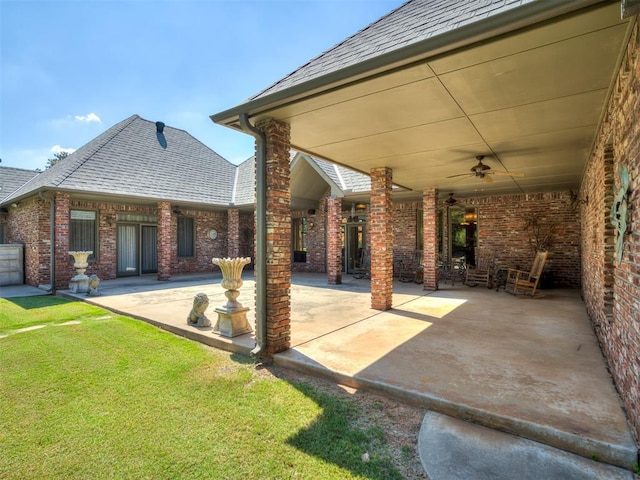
<box><xmin>505</xmin><ymin>251</ymin><xmax>549</xmax><ymax>296</ymax></box>
<box><xmin>465</xmin><ymin>249</ymin><xmax>494</xmax><ymax>288</ymax></box>
<box><xmin>398</xmin><ymin>250</ymin><xmax>423</xmax><ymax>283</ymax></box>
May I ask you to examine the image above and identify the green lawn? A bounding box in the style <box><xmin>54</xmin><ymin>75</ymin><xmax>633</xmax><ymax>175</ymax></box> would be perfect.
<box><xmin>0</xmin><ymin>297</ymin><xmax>409</xmax><ymax>479</ymax></box>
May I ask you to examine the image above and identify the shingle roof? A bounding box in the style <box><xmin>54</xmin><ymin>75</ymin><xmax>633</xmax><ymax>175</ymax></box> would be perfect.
<box><xmin>250</xmin><ymin>0</ymin><xmax>535</xmax><ymax>100</ymax></box>
<box><xmin>232</xmin><ymin>156</ymin><xmax>256</xmax><ymax>206</ymax></box>
<box><xmin>2</xmin><ymin>115</ymin><xmax>238</xmax><ymax>207</ymax></box>
<box><xmin>0</xmin><ymin>166</ymin><xmax>40</xmax><ymax>202</ymax></box>
<box><xmin>310</xmin><ymin>157</ymin><xmax>371</xmax><ymax>193</ymax></box>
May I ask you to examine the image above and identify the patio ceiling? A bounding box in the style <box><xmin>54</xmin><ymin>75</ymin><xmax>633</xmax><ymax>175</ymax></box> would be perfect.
<box><xmin>214</xmin><ymin>2</ymin><xmax>632</xmax><ymax>201</ymax></box>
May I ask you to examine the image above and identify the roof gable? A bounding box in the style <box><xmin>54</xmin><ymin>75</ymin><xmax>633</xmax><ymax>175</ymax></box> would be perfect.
<box><xmin>0</xmin><ymin>166</ymin><xmax>40</xmax><ymax>202</ymax></box>
<box><xmin>2</xmin><ymin>115</ymin><xmax>238</xmax><ymax>206</ymax></box>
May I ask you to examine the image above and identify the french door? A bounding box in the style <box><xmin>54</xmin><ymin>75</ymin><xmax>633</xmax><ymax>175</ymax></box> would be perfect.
<box><xmin>116</xmin><ymin>224</ymin><xmax>157</xmax><ymax>276</ymax></box>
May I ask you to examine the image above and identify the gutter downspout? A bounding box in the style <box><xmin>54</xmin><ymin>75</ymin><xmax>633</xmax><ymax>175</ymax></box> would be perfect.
<box><xmin>39</xmin><ymin>191</ymin><xmax>54</xmax><ymax>293</ymax></box>
<box><xmin>239</xmin><ymin>113</ymin><xmax>267</xmax><ymax>358</ymax></box>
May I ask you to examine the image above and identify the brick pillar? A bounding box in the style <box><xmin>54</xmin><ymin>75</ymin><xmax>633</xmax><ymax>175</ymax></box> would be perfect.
<box><xmin>157</xmin><ymin>201</ymin><xmax>171</xmax><ymax>281</ymax></box>
<box><xmin>327</xmin><ymin>196</ymin><xmax>342</xmax><ymax>284</ymax></box>
<box><xmin>227</xmin><ymin>208</ymin><xmax>240</xmax><ymax>258</ymax></box>
<box><xmin>423</xmin><ymin>189</ymin><xmax>439</xmax><ymax>291</ymax></box>
<box><xmin>53</xmin><ymin>192</ymin><xmax>71</xmax><ymax>291</ymax></box>
<box><xmin>257</xmin><ymin>118</ymin><xmax>291</xmax><ymax>356</ymax></box>
<box><xmin>370</xmin><ymin>167</ymin><xmax>393</xmax><ymax>310</ymax></box>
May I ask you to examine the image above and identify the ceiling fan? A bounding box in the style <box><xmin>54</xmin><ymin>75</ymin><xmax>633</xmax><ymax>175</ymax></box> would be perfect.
<box><xmin>446</xmin><ymin>155</ymin><xmax>524</xmax><ymax>183</ymax></box>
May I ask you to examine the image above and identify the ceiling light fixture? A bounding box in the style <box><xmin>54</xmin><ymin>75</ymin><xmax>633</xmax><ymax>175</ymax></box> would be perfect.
<box><xmin>444</xmin><ymin>193</ymin><xmax>458</xmax><ymax>206</ymax></box>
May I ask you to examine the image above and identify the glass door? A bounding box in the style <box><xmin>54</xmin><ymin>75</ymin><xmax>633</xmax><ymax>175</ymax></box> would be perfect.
<box><xmin>141</xmin><ymin>225</ymin><xmax>158</xmax><ymax>274</ymax></box>
<box><xmin>342</xmin><ymin>223</ymin><xmax>366</xmax><ymax>273</ymax></box>
<box><xmin>117</xmin><ymin>224</ymin><xmax>139</xmax><ymax>276</ymax></box>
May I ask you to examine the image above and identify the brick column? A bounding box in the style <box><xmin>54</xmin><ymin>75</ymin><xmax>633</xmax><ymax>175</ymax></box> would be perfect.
<box><xmin>423</xmin><ymin>189</ymin><xmax>439</xmax><ymax>291</ymax></box>
<box><xmin>227</xmin><ymin>208</ymin><xmax>240</xmax><ymax>258</ymax></box>
<box><xmin>257</xmin><ymin>118</ymin><xmax>291</xmax><ymax>356</ymax></box>
<box><xmin>157</xmin><ymin>201</ymin><xmax>171</xmax><ymax>281</ymax></box>
<box><xmin>326</xmin><ymin>196</ymin><xmax>342</xmax><ymax>284</ymax></box>
<box><xmin>370</xmin><ymin>167</ymin><xmax>393</xmax><ymax>310</ymax></box>
<box><xmin>53</xmin><ymin>192</ymin><xmax>71</xmax><ymax>291</ymax></box>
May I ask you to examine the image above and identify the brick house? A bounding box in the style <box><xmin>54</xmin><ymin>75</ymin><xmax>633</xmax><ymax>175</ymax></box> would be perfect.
<box><xmin>211</xmin><ymin>0</ymin><xmax>640</xmax><ymax>445</ymax></box>
<box><xmin>0</xmin><ymin>115</ymin><xmax>257</xmax><ymax>289</ymax></box>
<box><xmin>0</xmin><ymin>117</ymin><xmax>389</xmax><ymax>289</ymax></box>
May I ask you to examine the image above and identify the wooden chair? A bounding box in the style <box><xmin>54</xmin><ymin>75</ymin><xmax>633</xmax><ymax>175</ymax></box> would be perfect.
<box><xmin>465</xmin><ymin>249</ymin><xmax>494</xmax><ymax>288</ymax></box>
<box><xmin>505</xmin><ymin>251</ymin><xmax>549</xmax><ymax>296</ymax></box>
<box><xmin>398</xmin><ymin>250</ymin><xmax>423</xmax><ymax>283</ymax></box>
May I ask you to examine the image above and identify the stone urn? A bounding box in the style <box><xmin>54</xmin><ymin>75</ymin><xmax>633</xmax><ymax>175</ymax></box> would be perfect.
<box><xmin>212</xmin><ymin>257</ymin><xmax>252</xmax><ymax>337</ymax></box>
<box><xmin>69</xmin><ymin>251</ymin><xmax>93</xmax><ymax>293</ymax></box>
<box><xmin>69</xmin><ymin>251</ymin><xmax>92</xmax><ymax>276</ymax></box>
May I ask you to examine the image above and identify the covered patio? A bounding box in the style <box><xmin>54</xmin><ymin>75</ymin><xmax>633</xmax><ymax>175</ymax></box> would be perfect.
<box><xmin>208</xmin><ymin>1</ymin><xmax>640</xmax><ymax>471</ymax></box>
<box><xmin>53</xmin><ymin>272</ymin><xmax>637</xmax><ymax>471</ymax></box>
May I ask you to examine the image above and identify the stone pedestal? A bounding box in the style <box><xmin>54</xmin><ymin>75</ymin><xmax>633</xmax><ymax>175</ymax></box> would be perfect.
<box><xmin>213</xmin><ymin>305</ymin><xmax>251</xmax><ymax>337</ymax></box>
<box><xmin>69</xmin><ymin>275</ymin><xmax>90</xmax><ymax>293</ymax></box>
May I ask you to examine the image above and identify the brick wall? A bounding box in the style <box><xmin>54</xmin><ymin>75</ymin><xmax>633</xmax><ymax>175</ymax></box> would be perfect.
<box><xmin>383</xmin><ymin>192</ymin><xmax>580</xmax><ymax>288</ymax></box>
<box><xmin>582</xmin><ymin>22</ymin><xmax>640</xmax><ymax>442</ymax></box>
<box><xmin>171</xmin><ymin>207</ymin><xmax>228</xmax><ymax>274</ymax></box>
<box><xmin>393</xmin><ymin>201</ymin><xmax>420</xmax><ymax>270</ymax></box>
<box><xmin>227</xmin><ymin>208</ymin><xmax>240</xmax><ymax>258</ymax></box>
<box><xmin>8</xmin><ymin>196</ymin><xmax>233</xmax><ymax>287</ymax></box>
<box><xmin>290</xmin><ymin>206</ymin><xmax>325</xmax><ymax>273</ymax></box>
<box><xmin>53</xmin><ymin>192</ymin><xmax>70</xmax><ymax>290</ymax></box>
<box><xmin>6</xmin><ymin>196</ymin><xmax>51</xmax><ymax>287</ymax></box>
<box><xmin>238</xmin><ymin>212</ymin><xmax>254</xmax><ymax>263</ymax></box>
<box><xmin>470</xmin><ymin>192</ymin><xmax>581</xmax><ymax>288</ymax></box>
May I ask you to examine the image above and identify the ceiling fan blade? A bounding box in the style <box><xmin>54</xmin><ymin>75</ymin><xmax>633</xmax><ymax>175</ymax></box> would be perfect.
<box><xmin>445</xmin><ymin>173</ymin><xmax>472</xmax><ymax>178</ymax></box>
<box><xmin>490</xmin><ymin>171</ymin><xmax>525</xmax><ymax>177</ymax></box>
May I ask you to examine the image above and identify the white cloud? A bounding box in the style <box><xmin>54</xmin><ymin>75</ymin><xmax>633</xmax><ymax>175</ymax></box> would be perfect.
<box><xmin>74</xmin><ymin>113</ymin><xmax>102</xmax><ymax>124</ymax></box>
<box><xmin>51</xmin><ymin>145</ymin><xmax>76</xmax><ymax>155</ymax></box>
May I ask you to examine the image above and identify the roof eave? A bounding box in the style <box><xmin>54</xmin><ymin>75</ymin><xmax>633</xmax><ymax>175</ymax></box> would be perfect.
<box><xmin>210</xmin><ymin>0</ymin><xmax>608</xmax><ymax>127</ymax></box>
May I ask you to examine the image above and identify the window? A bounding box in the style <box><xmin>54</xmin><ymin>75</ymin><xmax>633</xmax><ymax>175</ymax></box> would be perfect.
<box><xmin>70</xmin><ymin>210</ymin><xmax>97</xmax><ymax>260</ymax></box>
<box><xmin>292</xmin><ymin>217</ymin><xmax>307</xmax><ymax>262</ymax></box>
<box><xmin>177</xmin><ymin>216</ymin><xmax>195</xmax><ymax>257</ymax></box>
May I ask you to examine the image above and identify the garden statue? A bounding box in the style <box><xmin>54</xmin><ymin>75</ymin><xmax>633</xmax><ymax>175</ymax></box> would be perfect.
<box><xmin>187</xmin><ymin>293</ymin><xmax>211</xmax><ymax>327</ymax></box>
<box><xmin>87</xmin><ymin>274</ymin><xmax>101</xmax><ymax>296</ymax></box>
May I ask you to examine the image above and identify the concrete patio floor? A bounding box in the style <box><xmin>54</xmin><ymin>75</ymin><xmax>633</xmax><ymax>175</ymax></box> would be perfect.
<box><xmin>6</xmin><ymin>272</ymin><xmax>636</xmax><ymax>472</ymax></box>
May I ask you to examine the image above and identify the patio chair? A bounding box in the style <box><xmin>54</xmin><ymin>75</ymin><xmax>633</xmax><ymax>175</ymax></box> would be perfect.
<box><xmin>465</xmin><ymin>249</ymin><xmax>494</xmax><ymax>288</ymax></box>
<box><xmin>398</xmin><ymin>250</ymin><xmax>423</xmax><ymax>283</ymax></box>
<box><xmin>505</xmin><ymin>251</ymin><xmax>549</xmax><ymax>296</ymax></box>
<box><xmin>439</xmin><ymin>256</ymin><xmax>466</xmax><ymax>286</ymax></box>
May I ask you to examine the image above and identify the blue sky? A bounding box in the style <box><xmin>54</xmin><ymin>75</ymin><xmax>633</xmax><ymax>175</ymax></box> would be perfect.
<box><xmin>1</xmin><ymin>0</ymin><xmax>403</xmax><ymax>171</ymax></box>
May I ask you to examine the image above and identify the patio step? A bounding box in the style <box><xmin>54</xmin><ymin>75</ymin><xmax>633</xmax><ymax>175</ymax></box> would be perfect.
<box><xmin>418</xmin><ymin>411</ymin><xmax>636</xmax><ymax>480</ymax></box>
<box><xmin>273</xmin><ymin>350</ymin><xmax>639</xmax><ymax>473</ymax></box>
